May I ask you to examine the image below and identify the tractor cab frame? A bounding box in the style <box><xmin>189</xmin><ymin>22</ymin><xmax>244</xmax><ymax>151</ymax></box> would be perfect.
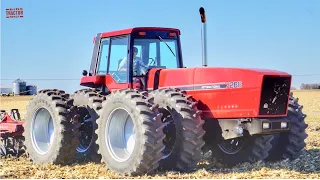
<box><xmin>80</xmin><ymin>27</ymin><xmax>184</xmax><ymax>92</ymax></box>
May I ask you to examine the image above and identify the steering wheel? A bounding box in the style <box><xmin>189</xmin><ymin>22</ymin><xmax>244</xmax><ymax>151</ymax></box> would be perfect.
<box><xmin>148</xmin><ymin>58</ymin><xmax>156</xmax><ymax>66</ymax></box>
<box><xmin>134</xmin><ymin>57</ymin><xmax>156</xmax><ymax>76</ymax></box>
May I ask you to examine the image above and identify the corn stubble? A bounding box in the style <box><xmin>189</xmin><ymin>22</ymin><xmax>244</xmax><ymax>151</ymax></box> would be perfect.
<box><xmin>0</xmin><ymin>91</ymin><xmax>319</xmax><ymax>179</ymax></box>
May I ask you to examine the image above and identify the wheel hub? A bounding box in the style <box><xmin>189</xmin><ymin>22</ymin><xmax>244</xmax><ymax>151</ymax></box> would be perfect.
<box><xmin>159</xmin><ymin>108</ymin><xmax>176</xmax><ymax>159</ymax></box>
<box><xmin>217</xmin><ymin>138</ymin><xmax>245</xmax><ymax>155</ymax></box>
<box><xmin>31</xmin><ymin>108</ymin><xmax>54</xmax><ymax>155</ymax></box>
<box><xmin>105</xmin><ymin>107</ymin><xmax>136</xmax><ymax>162</ymax></box>
<box><xmin>76</xmin><ymin>107</ymin><xmax>95</xmax><ymax>153</ymax></box>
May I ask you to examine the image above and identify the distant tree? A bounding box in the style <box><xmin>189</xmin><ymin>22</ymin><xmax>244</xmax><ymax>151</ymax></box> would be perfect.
<box><xmin>304</xmin><ymin>84</ymin><xmax>309</xmax><ymax>89</ymax></box>
<box><xmin>300</xmin><ymin>83</ymin><xmax>320</xmax><ymax>90</ymax></box>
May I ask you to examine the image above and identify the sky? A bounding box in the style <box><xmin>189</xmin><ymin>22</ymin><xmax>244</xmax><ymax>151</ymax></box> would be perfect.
<box><xmin>1</xmin><ymin>0</ymin><xmax>320</xmax><ymax>93</ymax></box>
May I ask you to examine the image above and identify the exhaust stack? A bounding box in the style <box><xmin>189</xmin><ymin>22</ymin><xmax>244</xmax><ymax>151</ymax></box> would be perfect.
<box><xmin>199</xmin><ymin>7</ymin><xmax>207</xmax><ymax>67</ymax></box>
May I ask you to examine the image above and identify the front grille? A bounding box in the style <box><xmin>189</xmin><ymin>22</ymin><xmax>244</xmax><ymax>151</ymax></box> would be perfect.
<box><xmin>271</xmin><ymin>122</ymin><xmax>281</xmax><ymax>129</ymax></box>
<box><xmin>259</xmin><ymin>76</ymin><xmax>291</xmax><ymax>115</ymax></box>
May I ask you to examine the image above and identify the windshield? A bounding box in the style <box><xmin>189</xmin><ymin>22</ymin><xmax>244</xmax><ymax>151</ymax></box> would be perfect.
<box><xmin>132</xmin><ymin>37</ymin><xmax>180</xmax><ymax>75</ymax></box>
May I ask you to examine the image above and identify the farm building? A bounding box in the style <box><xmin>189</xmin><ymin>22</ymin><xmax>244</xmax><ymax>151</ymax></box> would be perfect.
<box><xmin>12</xmin><ymin>79</ymin><xmax>27</xmax><ymax>95</ymax></box>
<box><xmin>12</xmin><ymin>79</ymin><xmax>37</xmax><ymax>95</ymax></box>
<box><xmin>0</xmin><ymin>79</ymin><xmax>37</xmax><ymax>95</ymax></box>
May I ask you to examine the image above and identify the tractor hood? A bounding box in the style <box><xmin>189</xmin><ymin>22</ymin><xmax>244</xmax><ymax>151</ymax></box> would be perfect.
<box><xmin>147</xmin><ymin>67</ymin><xmax>292</xmax><ymax>118</ymax></box>
<box><xmin>147</xmin><ymin>67</ymin><xmax>291</xmax><ymax>91</ymax></box>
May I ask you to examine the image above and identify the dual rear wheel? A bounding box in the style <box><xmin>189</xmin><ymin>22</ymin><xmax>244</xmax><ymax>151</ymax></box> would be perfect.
<box><xmin>23</xmin><ymin>89</ymin><xmax>103</xmax><ymax>165</ymax></box>
<box><xmin>23</xmin><ymin>89</ymin><xmax>79</xmax><ymax>165</ymax></box>
<box><xmin>23</xmin><ymin>88</ymin><xmax>206</xmax><ymax>175</ymax></box>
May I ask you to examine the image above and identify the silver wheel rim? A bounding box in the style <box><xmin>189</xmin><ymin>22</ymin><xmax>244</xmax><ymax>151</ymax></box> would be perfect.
<box><xmin>76</xmin><ymin>106</ymin><xmax>94</xmax><ymax>153</ymax></box>
<box><xmin>76</xmin><ymin>116</ymin><xmax>93</xmax><ymax>153</ymax></box>
<box><xmin>159</xmin><ymin>108</ymin><xmax>176</xmax><ymax>160</ymax></box>
<box><xmin>105</xmin><ymin>107</ymin><xmax>135</xmax><ymax>162</ymax></box>
<box><xmin>217</xmin><ymin>138</ymin><xmax>245</xmax><ymax>155</ymax></box>
<box><xmin>31</xmin><ymin>107</ymin><xmax>54</xmax><ymax>155</ymax></box>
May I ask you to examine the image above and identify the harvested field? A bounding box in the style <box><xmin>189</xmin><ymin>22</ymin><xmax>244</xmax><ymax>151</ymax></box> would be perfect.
<box><xmin>0</xmin><ymin>90</ymin><xmax>319</xmax><ymax>179</ymax></box>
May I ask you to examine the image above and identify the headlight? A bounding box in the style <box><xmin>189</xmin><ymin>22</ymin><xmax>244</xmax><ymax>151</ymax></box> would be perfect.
<box><xmin>262</xmin><ymin>122</ymin><xmax>270</xmax><ymax>129</ymax></box>
<box><xmin>281</xmin><ymin>122</ymin><xmax>288</xmax><ymax>128</ymax></box>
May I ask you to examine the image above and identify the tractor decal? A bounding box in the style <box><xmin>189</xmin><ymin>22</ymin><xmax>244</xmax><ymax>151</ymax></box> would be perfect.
<box><xmin>147</xmin><ymin>81</ymin><xmax>243</xmax><ymax>91</ymax></box>
<box><xmin>197</xmin><ymin>83</ymin><xmax>227</xmax><ymax>90</ymax></box>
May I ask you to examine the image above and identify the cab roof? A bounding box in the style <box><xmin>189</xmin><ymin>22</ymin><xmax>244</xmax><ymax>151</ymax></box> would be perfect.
<box><xmin>100</xmin><ymin>27</ymin><xmax>181</xmax><ymax>38</ymax></box>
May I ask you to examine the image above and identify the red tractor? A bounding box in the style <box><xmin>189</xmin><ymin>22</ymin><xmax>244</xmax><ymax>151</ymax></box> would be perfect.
<box><xmin>1</xmin><ymin>7</ymin><xmax>308</xmax><ymax>176</ymax></box>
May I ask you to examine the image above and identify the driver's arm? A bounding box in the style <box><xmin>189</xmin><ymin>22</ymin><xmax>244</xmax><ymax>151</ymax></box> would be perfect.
<box><xmin>137</xmin><ymin>57</ymin><xmax>148</xmax><ymax>68</ymax></box>
<box><xmin>137</xmin><ymin>58</ymin><xmax>149</xmax><ymax>74</ymax></box>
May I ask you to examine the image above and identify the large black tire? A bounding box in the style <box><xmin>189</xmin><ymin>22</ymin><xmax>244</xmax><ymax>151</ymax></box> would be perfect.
<box><xmin>95</xmin><ymin>89</ymin><xmax>166</xmax><ymax>176</ymax></box>
<box><xmin>266</xmin><ymin>92</ymin><xmax>308</xmax><ymax>161</ymax></box>
<box><xmin>209</xmin><ymin>135</ymin><xmax>274</xmax><ymax>166</ymax></box>
<box><xmin>37</xmin><ymin>89</ymin><xmax>70</xmax><ymax>98</ymax></box>
<box><xmin>23</xmin><ymin>89</ymin><xmax>79</xmax><ymax>165</ymax></box>
<box><xmin>149</xmin><ymin>88</ymin><xmax>205</xmax><ymax>171</ymax></box>
<box><xmin>71</xmin><ymin>88</ymin><xmax>108</xmax><ymax>163</ymax></box>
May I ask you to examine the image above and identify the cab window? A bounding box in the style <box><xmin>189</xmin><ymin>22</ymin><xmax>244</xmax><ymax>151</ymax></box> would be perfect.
<box><xmin>159</xmin><ymin>40</ymin><xmax>178</xmax><ymax>68</ymax></box>
<box><xmin>96</xmin><ymin>38</ymin><xmax>110</xmax><ymax>74</ymax></box>
<box><xmin>108</xmin><ymin>36</ymin><xmax>129</xmax><ymax>83</ymax></box>
<box><xmin>133</xmin><ymin>38</ymin><xmax>180</xmax><ymax>73</ymax></box>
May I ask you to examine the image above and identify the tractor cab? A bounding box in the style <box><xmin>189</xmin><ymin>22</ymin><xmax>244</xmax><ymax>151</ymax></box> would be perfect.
<box><xmin>81</xmin><ymin>27</ymin><xmax>184</xmax><ymax>91</ymax></box>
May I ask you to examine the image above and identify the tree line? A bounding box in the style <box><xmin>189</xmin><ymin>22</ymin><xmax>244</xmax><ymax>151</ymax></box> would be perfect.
<box><xmin>300</xmin><ymin>83</ymin><xmax>320</xmax><ymax>90</ymax></box>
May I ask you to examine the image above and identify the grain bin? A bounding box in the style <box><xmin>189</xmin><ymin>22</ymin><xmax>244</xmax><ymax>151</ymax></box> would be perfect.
<box><xmin>12</xmin><ymin>79</ymin><xmax>27</xmax><ymax>95</ymax></box>
<box><xmin>27</xmin><ymin>85</ymin><xmax>37</xmax><ymax>95</ymax></box>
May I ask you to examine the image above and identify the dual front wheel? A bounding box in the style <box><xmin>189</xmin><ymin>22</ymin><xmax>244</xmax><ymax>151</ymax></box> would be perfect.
<box><xmin>204</xmin><ymin>92</ymin><xmax>308</xmax><ymax>166</ymax></box>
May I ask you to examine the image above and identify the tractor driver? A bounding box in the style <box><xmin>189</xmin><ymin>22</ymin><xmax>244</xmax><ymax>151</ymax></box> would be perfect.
<box><xmin>118</xmin><ymin>47</ymin><xmax>148</xmax><ymax>76</ymax></box>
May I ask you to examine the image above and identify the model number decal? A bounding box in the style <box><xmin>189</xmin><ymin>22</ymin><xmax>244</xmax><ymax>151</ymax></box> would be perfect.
<box><xmin>229</xmin><ymin>81</ymin><xmax>242</xmax><ymax>88</ymax></box>
<box><xmin>197</xmin><ymin>81</ymin><xmax>242</xmax><ymax>90</ymax></box>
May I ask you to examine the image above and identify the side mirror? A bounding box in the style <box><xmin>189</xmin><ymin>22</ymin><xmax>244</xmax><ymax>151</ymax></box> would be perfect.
<box><xmin>82</xmin><ymin>70</ymin><xmax>88</xmax><ymax>76</ymax></box>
